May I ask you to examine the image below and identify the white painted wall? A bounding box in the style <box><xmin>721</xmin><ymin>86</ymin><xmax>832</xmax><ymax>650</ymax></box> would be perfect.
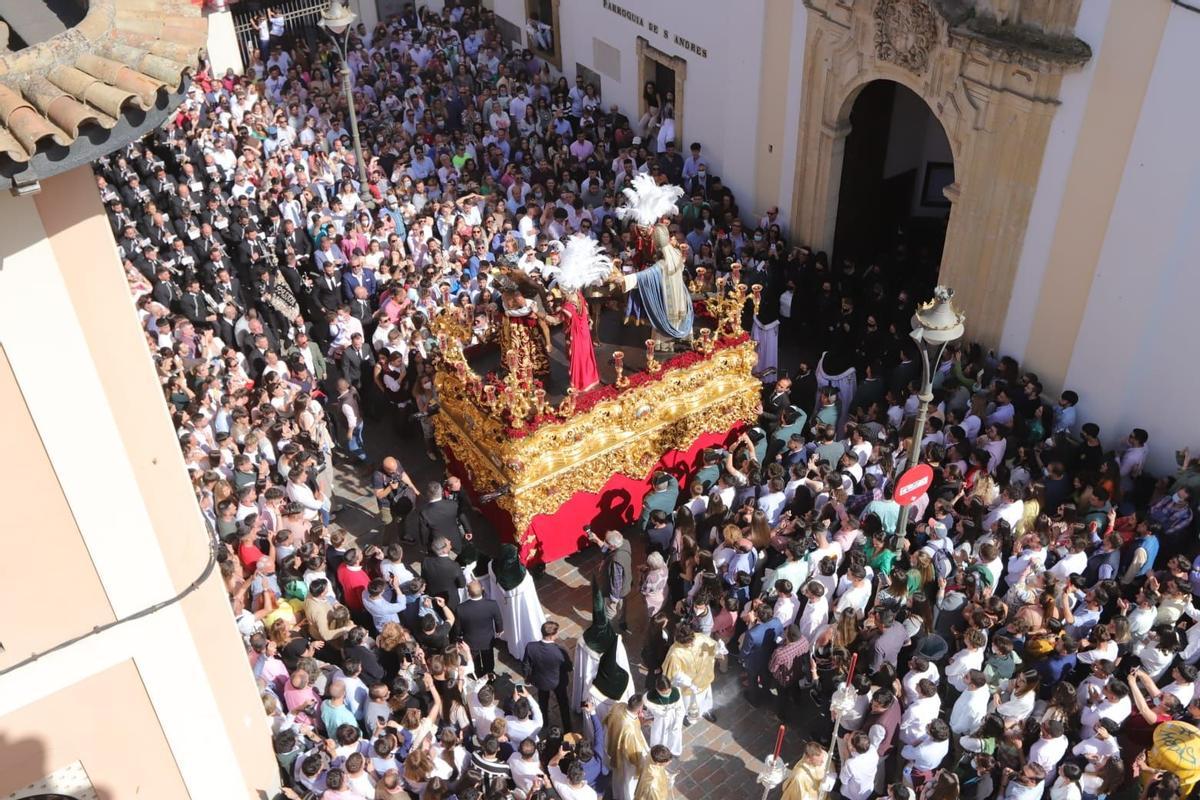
<box><xmin>493</xmin><ymin>0</ymin><xmax>769</xmax><ymax>216</ymax></box>
<box><xmin>1062</xmin><ymin>4</ymin><xmax>1200</xmax><ymax>475</ymax></box>
<box><xmin>206</xmin><ymin>9</ymin><xmax>244</xmax><ymax>75</ymax></box>
<box><xmin>776</xmin><ymin>3</ymin><xmax>808</xmax><ymax>236</ymax></box>
<box><xmin>0</xmin><ymin>193</ymin><xmax>265</xmax><ymax>799</ymax></box>
<box><xmin>999</xmin><ymin>0</ymin><xmax>1112</xmax><ymax>362</ymax></box>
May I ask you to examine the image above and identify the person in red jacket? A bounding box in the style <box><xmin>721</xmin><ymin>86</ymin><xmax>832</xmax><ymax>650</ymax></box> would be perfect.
<box><xmin>336</xmin><ymin>547</ymin><xmax>372</xmax><ymax>613</ymax></box>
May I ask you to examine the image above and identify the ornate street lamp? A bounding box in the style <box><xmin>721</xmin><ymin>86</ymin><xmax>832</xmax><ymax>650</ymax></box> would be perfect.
<box><xmin>894</xmin><ymin>285</ymin><xmax>966</xmax><ymax>536</ymax></box>
<box><xmin>319</xmin><ymin>0</ymin><xmax>370</xmax><ymax>195</ymax></box>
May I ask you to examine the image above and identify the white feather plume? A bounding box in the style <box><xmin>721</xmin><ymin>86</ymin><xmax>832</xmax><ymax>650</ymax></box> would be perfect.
<box><xmin>615</xmin><ymin>173</ymin><xmax>684</xmax><ymax>226</ymax></box>
<box><xmin>556</xmin><ymin>234</ymin><xmax>613</xmax><ymax>293</ymax></box>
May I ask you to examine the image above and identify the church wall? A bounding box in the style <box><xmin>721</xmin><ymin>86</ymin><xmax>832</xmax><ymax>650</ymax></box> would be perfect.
<box><xmin>1061</xmin><ymin>4</ymin><xmax>1200</xmax><ymax>476</ymax></box>
<box><xmin>493</xmin><ymin>0</ymin><xmax>771</xmax><ymax>220</ymax></box>
<box><xmin>998</xmin><ymin>0</ymin><xmax>1112</xmax><ymax>365</ymax></box>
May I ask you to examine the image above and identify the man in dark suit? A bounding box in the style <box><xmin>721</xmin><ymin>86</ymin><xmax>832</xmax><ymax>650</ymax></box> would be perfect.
<box><xmin>180</xmin><ymin>278</ymin><xmax>215</xmax><ymax>325</ymax></box>
<box><xmin>151</xmin><ymin>265</ymin><xmax>181</xmax><ymax>310</ymax></box>
<box><xmin>341</xmin><ymin>333</ymin><xmax>374</xmax><ymax>388</ymax></box>
<box><xmin>277</xmin><ymin>219</ymin><xmax>312</xmax><ymax>265</ymax></box>
<box><xmin>418</xmin><ymin>481</ymin><xmax>470</xmax><ymax>553</ymax></box>
<box><xmin>890</xmin><ymin>348</ymin><xmax>920</xmax><ymax>398</ymax></box>
<box><xmin>522</xmin><ymin>620</ymin><xmax>572</xmax><ymax>728</ymax></box>
<box><xmin>684</xmin><ymin>164</ymin><xmax>717</xmax><ymax>201</ymax></box>
<box><xmin>457</xmin><ymin>580</ymin><xmax>504</xmax><ymax>676</ymax></box>
<box><xmin>313</xmin><ymin>261</ymin><xmax>344</xmax><ymax>315</ymax></box>
<box><xmin>421</xmin><ymin>537</ymin><xmax>466</xmax><ymax>612</ymax></box>
<box><xmin>761</xmin><ymin>375</ymin><xmax>793</xmax><ymax>429</ymax></box>
<box><xmin>443</xmin><ymin>475</ymin><xmax>477</xmax><ymax>536</ymax></box>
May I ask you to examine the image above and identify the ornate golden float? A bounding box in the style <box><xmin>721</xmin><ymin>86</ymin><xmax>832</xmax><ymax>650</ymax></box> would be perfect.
<box><xmin>429</xmin><ymin>282</ymin><xmax>761</xmax><ymax>561</ymax></box>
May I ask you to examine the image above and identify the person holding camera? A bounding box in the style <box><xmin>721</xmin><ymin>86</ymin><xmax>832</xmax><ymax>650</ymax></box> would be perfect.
<box><xmin>372</xmin><ymin>456</ymin><xmax>420</xmax><ymax>543</ymax></box>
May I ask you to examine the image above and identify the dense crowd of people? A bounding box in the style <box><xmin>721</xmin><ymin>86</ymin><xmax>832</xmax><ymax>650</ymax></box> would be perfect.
<box><xmin>94</xmin><ymin>1</ymin><xmax>1200</xmax><ymax>799</ymax></box>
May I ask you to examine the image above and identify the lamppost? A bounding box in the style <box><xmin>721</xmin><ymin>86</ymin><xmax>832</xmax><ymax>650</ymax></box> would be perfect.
<box><xmin>319</xmin><ymin>0</ymin><xmax>370</xmax><ymax>195</ymax></box>
<box><xmin>894</xmin><ymin>285</ymin><xmax>965</xmax><ymax>537</ymax></box>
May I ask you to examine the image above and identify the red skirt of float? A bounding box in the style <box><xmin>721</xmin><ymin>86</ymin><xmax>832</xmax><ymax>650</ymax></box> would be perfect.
<box><xmin>444</xmin><ymin>427</ymin><xmax>743</xmax><ymax>564</ymax></box>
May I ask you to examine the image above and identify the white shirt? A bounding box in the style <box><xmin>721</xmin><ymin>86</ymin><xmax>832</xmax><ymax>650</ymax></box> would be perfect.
<box><xmin>945</xmin><ymin>648</ymin><xmax>984</xmax><ymax>692</ymax></box>
<box><xmin>505</xmin><ymin>699</ymin><xmax>545</xmax><ymax>742</ymax></box>
<box><xmin>838</xmin><ymin>746</ymin><xmax>880</xmax><ymax>800</ymax></box>
<box><xmin>984</xmin><ymin>499</ymin><xmax>1025</xmax><ymax>532</ymax></box>
<box><xmin>380</xmin><ymin>559</ymin><xmax>415</xmax><ymax>588</ymax></box>
<box><xmin>772</xmin><ymin>594</ymin><xmax>800</xmax><ymax>628</ymax></box>
<box><xmin>995</xmin><ymin>689</ymin><xmax>1036</xmax><ymax>723</ymax></box>
<box><xmin>1050</xmin><ymin>550</ymin><xmax>1089</xmax><ymax>581</ymax></box>
<box><xmin>950</xmin><ymin>685</ymin><xmax>989</xmax><ymax>735</ymax></box>
<box><xmin>1165</xmin><ymin>680</ymin><xmax>1196</xmax><ymax>707</ymax></box>
<box><xmin>1079</xmin><ymin>695</ymin><xmax>1131</xmax><ymax>738</ymax></box>
<box><xmin>1030</xmin><ymin>735</ymin><xmax>1069</xmax><ymax>775</ymax></box>
<box><xmin>797</xmin><ymin>596</ymin><xmax>829</xmax><ymax>644</ymax></box>
<box><xmin>507</xmin><ymin>753</ymin><xmax>544</xmax><ymax>793</ymax></box>
<box><xmin>834</xmin><ymin>581</ymin><xmax>872</xmax><ymax>617</ymax></box>
<box><xmin>902</xmin><ymin>663</ymin><xmax>940</xmax><ymax>703</ymax></box>
<box><xmin>286</xmin><ymin>479</ymin><xmax>323</xmax><ymax>520</ymax></box>
<box><xmin>1128</xmin><ymin>604</ymin><xmax>1158</xmax><ymax>641</ymax></box>
<box><xmin>1006</xmin><ymin>780</ymin><xmax>1046</xmax><ymax>800</ymax></box>
<box><xmin>900</xmin><ymin>737</ymin><xmax>948</xmax><ymax>772</ymax></box>
<box><xmin>1071</xmin><ymin>733</ymin><xmax>1120</xmax><ymax>760</ymax></box>
<box><xmin>899</xmin><ymin>694</ymin><xmax>942</xmax><ymax>745</ymax></box>
<box><xmin>1135</xmin><ymin>639</ymin><xmax>1176</xmax><ymax>681</ymax></box>
<box><xmin>549</xmin><ymin>765</ymin><xmax>598</xmax><ymax>800</ymax></box>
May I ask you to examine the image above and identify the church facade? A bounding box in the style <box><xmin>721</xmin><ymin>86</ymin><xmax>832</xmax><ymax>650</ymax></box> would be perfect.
<box><xmin>480</xmin><ymin>0</ymin><xmax>1200</xmax><ymax>474</ymax></box>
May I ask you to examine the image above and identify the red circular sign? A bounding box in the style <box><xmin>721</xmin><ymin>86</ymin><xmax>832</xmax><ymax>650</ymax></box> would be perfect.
<box><xmin>894</xmin><ymin>463</ymin><xmax>935</xmax><ymax>505</ymax></box>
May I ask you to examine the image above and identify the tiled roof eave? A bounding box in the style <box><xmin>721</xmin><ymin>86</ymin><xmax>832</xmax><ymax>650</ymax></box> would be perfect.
<box><xmin>0</xmin><ymin>0</ymin><xmax>206</xmax><ymax>189</ymax></box>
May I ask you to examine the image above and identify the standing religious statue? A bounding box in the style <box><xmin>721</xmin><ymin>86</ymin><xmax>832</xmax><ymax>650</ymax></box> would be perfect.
<box><xmin>496</xmin><ymin>273</ymin><xmax>554</xmax><ymax>379</ymax></box>
<box><xmin>552</xmin><ymin>234</ymin><xmax>612</xmax><ymax>392</ymax></box>
<box><xmin>615</xmin><ymin>175</ymin><xmax>693</xmax><ymax>351</ymax></box>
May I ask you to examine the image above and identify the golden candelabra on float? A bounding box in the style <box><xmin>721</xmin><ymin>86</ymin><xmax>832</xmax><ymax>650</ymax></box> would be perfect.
<box><xmin>429</xmin><ymin>289</ymin><xmax>760</xmax><ymax>561</ymax></box>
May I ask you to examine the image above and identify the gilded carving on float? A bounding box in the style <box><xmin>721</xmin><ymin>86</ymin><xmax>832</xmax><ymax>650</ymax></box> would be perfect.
<box><xmin>428</xmin><ymin>287</ymin><xmax>760</xmax><ymax>558</ymax></box>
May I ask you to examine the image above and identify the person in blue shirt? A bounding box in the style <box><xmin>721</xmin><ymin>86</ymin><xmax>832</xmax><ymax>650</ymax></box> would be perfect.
<box><xmin>1035</xmin><ymin>635</ymin><xmax>1079</xmax><ymax>692</ymax></box>
<box><xmin>740</xmin><ymin>603</ymin><xmax>783</xmax><ymax>701</ymax></box>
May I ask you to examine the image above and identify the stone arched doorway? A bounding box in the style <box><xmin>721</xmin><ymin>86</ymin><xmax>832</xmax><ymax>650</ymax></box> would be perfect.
<box><xmin>790</xmin><ymin>0</ymin><xmax>1090</xmax><ymax>344</ymax></box>
<box><xmin>832</xmin><ymin>78</ymin><xmax>955</xmax><ymax>292</ymax></box>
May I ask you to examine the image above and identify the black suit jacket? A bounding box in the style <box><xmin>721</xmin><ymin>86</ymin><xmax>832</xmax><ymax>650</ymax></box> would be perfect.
<box><xmin>314</xmin><ymin>274</ymin><xmax>343</xmax><ymax>313</ymax></box>
<box><xmin>180</xmin><ymin>291</ymin><xmax>211</xmax><ymax>324</ymax></box>
<box><xmin>418</xmin><ymin>499</ymin><xmax>468</xmax><ymax>552</ymax></box>
<box><xmin>421</xmin><ymin>555</ymin><xmax>466</xmax><ymax>611</ymax></box>
<box><xmin>890</xmin><ymin>359</ymin><xmax>920</xmax><ymax>396</ymax></box>
<box><xmin>521</xmin><ymin>639</ymin><xmax>570</xmax><ymax>691</ymax></box>
<box><xmin>456</xmin><ymin>597</ymin><xmax>504</xmax><ymax>652</ymax></box>
<box><xmin>341</xmin><ymin>345</ymin><xmax>374</xmax><ymax>387</ymax></box>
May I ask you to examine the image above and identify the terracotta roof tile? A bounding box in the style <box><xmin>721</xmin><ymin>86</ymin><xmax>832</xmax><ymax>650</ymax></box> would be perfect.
<box><xmin>0</xmin><ymin>0</ymin><xmax>204</xmax><ymax>175</ymax></box>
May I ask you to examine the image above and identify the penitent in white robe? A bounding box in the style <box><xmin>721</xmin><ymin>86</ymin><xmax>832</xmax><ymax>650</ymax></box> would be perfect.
<box><xmin>485</xmin><ymin>564</ymin><xmax>546</xmax><ymax>660</ymax></box>
<box><xmin>643</xmin><ymin>693</ymin><xmax>685</xmax><ymax>756</ymax></box>
<box><xmin>752</xmin><ymin>317</ymin><xmax>780</xmax><ymax>378</ymax></box>
<box><xmin>816</xmin><ymin>352</ymin><xmax>856</xmax><ymax>435</ymax></box>
<box><xmin>572</xmin><ymin>635</ymin><xmax>633</xmax><ymax>711</ymax></box>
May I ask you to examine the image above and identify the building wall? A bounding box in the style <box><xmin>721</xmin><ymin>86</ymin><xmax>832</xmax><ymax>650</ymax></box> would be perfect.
<box><xmin>998</xmin><ymin>0</ymin><xmax>1114</xmax><ymax>363</ymax></box>
<box><xmin>493</xmin><ymin>0</ymin><xmax>771</xmax><ymax>216</ymax></box>
<box><xmin>0</xmin><ymin>169</ymin><xmax>279</xmax><ymax>799</ymax></box>
<box><xmin>1059</xmin><ymin>4</ymin><xmax>1200</xmax><ymax>475</ymax></box>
